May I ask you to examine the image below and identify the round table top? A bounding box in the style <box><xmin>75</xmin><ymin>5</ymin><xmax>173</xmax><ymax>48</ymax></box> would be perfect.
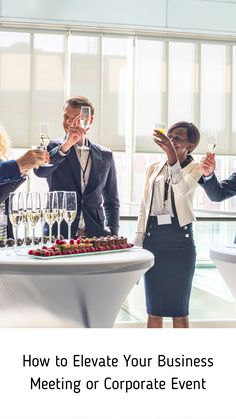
<box><xmin>0</xmin><ymin>247</ymin><xmax>154</xmax><ymax>275</ymax></box>
<box><xmin>210</xmin><ymin>245</ymin><xmax>236</xmax><ymax>263</ymax></box>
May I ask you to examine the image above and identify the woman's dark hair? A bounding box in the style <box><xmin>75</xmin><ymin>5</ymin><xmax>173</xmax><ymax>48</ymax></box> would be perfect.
<box><xmin>168</xmin><ymin>121</ymin><xmax>200</xmax><ymax>153</ymax></box>
<box><xmin>64</xmin><ymin>95</ymin><xmax>95</xmax><ymax>116</ymax></box>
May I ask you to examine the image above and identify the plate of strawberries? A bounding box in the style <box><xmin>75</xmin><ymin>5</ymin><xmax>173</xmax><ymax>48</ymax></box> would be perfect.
<box><xmin>27</xmin><ymin>236</ymin><xmax>134</xmax><ymax>259</ymax></box>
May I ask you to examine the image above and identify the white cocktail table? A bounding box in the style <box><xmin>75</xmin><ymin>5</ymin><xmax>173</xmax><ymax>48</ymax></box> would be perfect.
<box><xmin>0</xmin><ymin>248</ymin><xmax>154</xmax><ymax>327</ymax></box>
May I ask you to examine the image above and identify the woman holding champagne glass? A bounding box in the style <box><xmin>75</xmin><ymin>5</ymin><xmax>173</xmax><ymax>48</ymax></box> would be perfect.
<box><xmin>134</xmin><ymin>121</ymin><xmax>202</xmax><ymax>328</ymax></box>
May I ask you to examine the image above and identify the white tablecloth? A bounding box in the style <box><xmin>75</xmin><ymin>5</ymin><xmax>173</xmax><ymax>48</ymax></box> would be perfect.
<box><xmin>0</xmin><ymin>248</ymin><xmax>154</xmax><ymax>327</ymax></box>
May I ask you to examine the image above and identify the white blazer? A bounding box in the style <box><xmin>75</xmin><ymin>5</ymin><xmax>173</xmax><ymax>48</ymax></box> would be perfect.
<box><xmin>134</xmin><ymin>159</ymin><xmax>202</xmax><ymax>246</ymax></box>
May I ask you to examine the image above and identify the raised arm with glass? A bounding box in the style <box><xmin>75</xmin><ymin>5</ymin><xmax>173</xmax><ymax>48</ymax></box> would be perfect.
<box><xmin>8</xmin><ymin>192</ymin><xmax>23</xmax><ymax>250</ymax></box>
<box><xmin>64</xmin><ymin>191</ymin><xmax>77</xmax><ymax>241</ymax></box>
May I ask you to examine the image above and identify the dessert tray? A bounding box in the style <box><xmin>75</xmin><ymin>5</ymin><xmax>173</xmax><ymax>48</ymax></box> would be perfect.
<box><xmin>26</xmin><ymin>236</ymin><xmax>134</xmax><ymax>259</ymax></box>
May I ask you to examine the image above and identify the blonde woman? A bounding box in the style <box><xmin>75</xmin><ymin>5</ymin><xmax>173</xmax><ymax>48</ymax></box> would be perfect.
<box><xmin>0</xmin><ymin>124</ymin><xmax>49</xmax><ymax>238</ymax></box>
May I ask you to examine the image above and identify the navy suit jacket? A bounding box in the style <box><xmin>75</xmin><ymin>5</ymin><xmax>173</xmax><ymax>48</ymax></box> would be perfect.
<box><xmin>34</xmin><ymin>139</ymin><xmax>120</xmax><ymax>239</ymax></box>
<box><xmin>0</xmin><ymin>160</ymin><xmax>22</xmax><ymax>185</ymax></box>
<box><xmin>200</xmin><ymin>172</ymin><xmax>236</xmax><ymax>201</ymax></box>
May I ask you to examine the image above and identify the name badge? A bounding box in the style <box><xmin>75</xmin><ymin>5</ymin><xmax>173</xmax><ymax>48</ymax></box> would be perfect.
<box><xmin>157</xmin><ymin>214</ymin><xmax>172</xmax><ymax>225</ymax></box>
<box><xmin>0</xmin><ymin>213</ymin><xmax>7</xmax><ymax>225</ymax></box>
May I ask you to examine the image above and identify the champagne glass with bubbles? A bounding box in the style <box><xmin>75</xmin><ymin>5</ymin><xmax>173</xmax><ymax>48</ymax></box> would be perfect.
<box><xmin>38</xmin><ymin>122</ymin><xmax>53</xmax><ymax>166</ymax></box>
<box><xmin>80</xmin><ymin>106</ymin><xmax>91</xmax><ymax>149</ymax></box>
<box><xmin>27</xmin><ymin>192</ymin><xmax>41</xmax><ymax>246</ymax></box>
<box><xmin>9</xmin><ymin>192</ymin><xmax>23</xmax><ymax>250</ymax></box>
<box><xmin>55</xmin><ymin>191</ymin><xmax>65</xmax><ymax>239</ymax></box>
<box><xmin>64</xmin><ymin>192</ymin><xmax>77</xmax><ymax>241</ymax></box>
<box><xmin>43</xmin><ymin>192</ymin><xmax>57</xmax><ymax>245</ymax></box>
<box><xmin>207</xmin><ymin>130</ymin><xmax>217</xmax><ymax>154</ymax></box>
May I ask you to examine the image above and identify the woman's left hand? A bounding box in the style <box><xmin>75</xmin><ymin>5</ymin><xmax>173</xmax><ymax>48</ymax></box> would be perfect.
<box><xmin>153</xmin><ymin>129</ymin><xmax>177</xmax><ymax>165</ymax></box>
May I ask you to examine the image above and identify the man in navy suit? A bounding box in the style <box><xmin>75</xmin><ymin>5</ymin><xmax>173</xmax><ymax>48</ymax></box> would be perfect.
<box><xmin>35</xmin><ymin>96</ymin><xmax>120</xmax><ymax>239</ymax></box>
<box><xmin>200</xmin><ymin>152</ymin><xmax>236</xmax><ymax>201</ymax></box>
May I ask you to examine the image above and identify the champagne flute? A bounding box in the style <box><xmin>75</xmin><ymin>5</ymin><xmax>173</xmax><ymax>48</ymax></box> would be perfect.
<box><xmin>27</xmin><ymin>192</ymin><xmax>41</xmax><ymax>246</ymax></box>
<box><xmin>21</xmin><ymin>191</ymin><xmax>30</xmax><ymax>247</ymax></box>
<box><xmin>39</xmin><ymin>192</ymin><xmax>48</xmax><ymax>245</ymax></box>
<box><xmin>43</xmin><ymin>191</ymin><xmax>57</xmax><ymax>245</ymax></box>
<box><xmin>8</xmin><ymin>192</ymin><xmax>23</xmax><ymax>250</ymax></box>
<box><xmin>55</xmin><ymin>191</ymin><xmax>65</xmax><ymax>239</ymax></box>
<box><xmin>80</xmin><ymin>106</ymin><xmax>91</xmax><ymax>149</ymax></box>
<box><xmin>64</xmin><ymin>192</ymin><xmax>77</xmax><ymax>241</ymax></box>
<box><xmin>207</xmin><ymin>130</ymin><xmax>217</xmax><ymax>154</ymax></box>
<box><xmin>155</xmin><ymin>122</ymin><xmax>166</xmax><ymax>134</ymax></box>
<box><xmin>38</xmin><ymin>122</ymin><xmax>53</xmax><ymax>166</ymax></box>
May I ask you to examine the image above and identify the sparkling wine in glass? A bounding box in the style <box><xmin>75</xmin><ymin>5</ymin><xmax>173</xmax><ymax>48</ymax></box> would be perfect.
<box><xmin>43</xmin><ymin>192</ymin><xmax>58</xmax><ymax>244</ymax></box>
<box><xmin>38</xmin><ymin>122</ymin><xmax>53</xmax><ymax>166</ymax></box>
<box><xmin>155</xmin><ymin>122</ymin><xmax>166</xmax><ymax>134</ymax></box>
<box><xmin>80</xmin><ymin>106</ymin><xmax>91</xmax><ymax>148</ymax></box>
<box><xmin>55</xmin><ymin>191</ymin><xmax>65</xmax><ymax>239</ymax></box>
<box><xmin>64</xmin><ymin>192</ymin><xmax>77</xmax><ymax>241</ymax></box>
<box><xmin>9</xmin><ymin>192</ymin><xmax>23</xmax><ymax>250</ymax></box>
<box><xmin>207</xmin><ymin>130</ymin><xmax>217</xmax><ymax>154</ymax></box>
<box><xmin>27</xmin><ymin>192</ymin><xmax>41</xmax><ymax>246</ymax></box>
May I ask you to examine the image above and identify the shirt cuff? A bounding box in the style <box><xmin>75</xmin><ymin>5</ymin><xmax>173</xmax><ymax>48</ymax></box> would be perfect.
<box><xmin>133</xmin><ymin>232</ymin><xmax>144</xmax><ymax>247</ymax></box>
<box><xmin>203</xmin><ymin>173</ymin><xmax>214</xmax><ymax>181</ymax></box>
<box><xmin>168</xmin><ymin>161</ymin><xmax>183</xmax><ymax>184</ymax></box>
<box><xmin>58</xmin><ymin>147</ymin><xmax>69</xmax><ymax>157</ymax></box>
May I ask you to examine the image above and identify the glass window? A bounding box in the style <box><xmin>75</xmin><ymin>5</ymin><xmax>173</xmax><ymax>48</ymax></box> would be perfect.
<box><xmin>101</xmin><ymin>36</ymin><xmax>132</xmax><ymax>151</ymax></box>
<box><xmin>200</xmin><ymin>44</ymin><xmax>226</xmax><ymax>154</ymax></box>
<box><xmin>0</xmin><ymin>31</ymin><xmax>30</xmax><ymax>146</ymax></box>
<box><xmin>135</xmin><ymin>39</ymin><xmax>164</xmax><ymax>152</ymax></box>
<box><xmin>168</xmin><ymin>42</ymin><xmax>195</xmax><ymax>124</ymax></box>
<box><xmin>31</xmin><ymin>33</ymin><xmax>65</xmax><ymax>145</ymax></box>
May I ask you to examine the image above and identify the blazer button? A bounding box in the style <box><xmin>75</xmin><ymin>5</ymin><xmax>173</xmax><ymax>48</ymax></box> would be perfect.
<box><xmin>146</xmin><ymin>232</ymin><xmax>151</xmax><ymax>236</ymax></box>
<box><xmin>185</xmin><ymin>233</ymin><xmax>189</xmax><ymax>238</ymax></box>
<box><xmin>184</xmin><ymin>226</ymin><xmax>188</xmax><ymax>230</ymax></box>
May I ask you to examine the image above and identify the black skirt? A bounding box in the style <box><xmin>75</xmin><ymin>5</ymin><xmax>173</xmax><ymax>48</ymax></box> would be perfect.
<box><xmin>143</xmin><ymin>216</ymin><xmax>196</xmax><ymax>317</ymax></box>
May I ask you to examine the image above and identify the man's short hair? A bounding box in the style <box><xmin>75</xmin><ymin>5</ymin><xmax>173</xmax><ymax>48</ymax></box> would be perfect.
<box><xmin>64</xmin><ymin>96</ymin><xmax>95</xmax><ymax>116</ymax></box>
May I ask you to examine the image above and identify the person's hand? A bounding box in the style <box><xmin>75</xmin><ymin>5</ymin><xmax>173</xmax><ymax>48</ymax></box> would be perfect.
<box><xmin>61</xmin><ymin>115</ymin><xmax>86</xmax><ymax>153</ymax></box>
<box><xmin>153</xmin><ymin>129</ymin><xmax>177</xmax><ymax>165</ymax></box>
<box><xmin>200</xmin><ymin>152</ymin><xmax>216</xmax><ymax>177</ymax></box>
<box><xmin>16</xmin><ymin>149</ymin><xmax>50</xmax><ymax>174</ymax></box>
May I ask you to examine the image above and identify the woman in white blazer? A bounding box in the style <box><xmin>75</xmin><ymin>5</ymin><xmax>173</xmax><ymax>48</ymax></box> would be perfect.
<box><xmin>134</xmin><ymin>122</ymin><xmax>202</xmax><ymax>328</ymax></box>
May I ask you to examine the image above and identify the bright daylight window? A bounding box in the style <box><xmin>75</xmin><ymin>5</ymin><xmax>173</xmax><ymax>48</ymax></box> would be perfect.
<box><xmin>0</xmin><ymin>29</ymin><xmax>235</xmax><ymax>216</ymax></box>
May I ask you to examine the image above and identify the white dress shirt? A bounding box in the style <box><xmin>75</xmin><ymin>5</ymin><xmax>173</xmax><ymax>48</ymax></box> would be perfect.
<box><xmin>59</xmin><ymin>139</ymin><xmax>91</xmax><ymax>229</ymax></box>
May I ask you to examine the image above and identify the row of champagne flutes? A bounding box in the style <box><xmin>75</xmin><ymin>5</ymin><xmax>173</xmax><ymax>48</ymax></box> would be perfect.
<box><xmin>155</xmin><ymin>122</ymin><xmax>217</xmax><ymax>152</ymax></box>
<box><xmin>8</xmin><ymin>191</ymin><xmax>77</xmax><ymax>249</ymax></box>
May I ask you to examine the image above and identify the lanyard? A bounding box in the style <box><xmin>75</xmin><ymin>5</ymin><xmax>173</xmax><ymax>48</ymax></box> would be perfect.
<box><xmin>80</xmin><ymin>151</ymin><xmax>91</xmax><ymax>188</ymax></box>
<box><xmin>164</xmin><ymin>177</ymin><xmax>170</xmax><ymax>204</ymax></box>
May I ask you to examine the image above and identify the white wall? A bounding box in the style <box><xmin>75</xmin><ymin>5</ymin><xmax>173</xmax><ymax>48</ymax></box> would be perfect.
<box><xmin>1</xmin><ymin>0</ymin><xmax>236</xmax><ymax>35</ymax></box>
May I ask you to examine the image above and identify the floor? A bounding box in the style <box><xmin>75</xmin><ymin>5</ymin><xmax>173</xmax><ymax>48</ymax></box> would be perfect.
<box><xmin>115</xmin><ymin>268</ymin><xmax>236</xmax><ymax>326</ymax></box>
